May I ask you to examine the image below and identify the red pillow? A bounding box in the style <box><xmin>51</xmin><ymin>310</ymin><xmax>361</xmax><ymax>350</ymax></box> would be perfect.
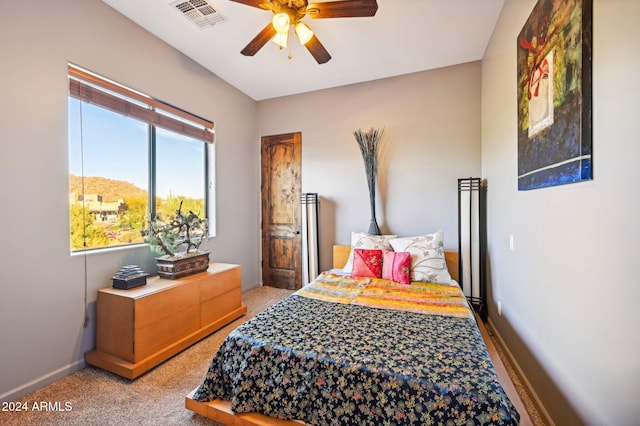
<box><xmin>352</xmin><ymin>248</ymin><xmax>383</xmax><ymax>278</ymax></box>
<box><xmin>382</xmin><ymin>250</ymin><xmax>411</xmax><ymax>284</ymax></box>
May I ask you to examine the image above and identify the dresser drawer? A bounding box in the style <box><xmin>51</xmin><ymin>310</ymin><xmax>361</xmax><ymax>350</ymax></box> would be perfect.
<box><xmin>136</xmin><ymin>282</ymin><xmax>199</xmax><ymax>329</ymax></box>
<box><xmin>200</xmin><ymin>264</ymin><xmax>241</xmax><ymax>301</ymax></box>
<box><xmin>135</xmin><ymin>306</ymin><xmax>200</xmax><ymax>362</ymax></box>
<box><xmin>201</xmin><ymin>287</ymin><xmax>242</xmax><ymax>327</ymax></box>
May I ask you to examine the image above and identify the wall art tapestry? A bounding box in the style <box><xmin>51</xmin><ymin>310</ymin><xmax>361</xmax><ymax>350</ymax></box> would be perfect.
<box><xmin>517</xmin><ymin>0</ymin><xmax>592</xmax><ymax>190</ymax></box>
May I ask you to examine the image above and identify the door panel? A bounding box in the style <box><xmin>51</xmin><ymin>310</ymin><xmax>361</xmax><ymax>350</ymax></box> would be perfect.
<box><xmin>261</xmin><ymin>133</ymin><xmax>301</xmax><ymax>289</ymax></box>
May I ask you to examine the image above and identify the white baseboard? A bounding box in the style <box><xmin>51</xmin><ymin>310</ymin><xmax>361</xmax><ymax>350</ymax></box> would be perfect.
<box><xmin>0</xmin><ymin>359</ymin><xmax>86</xmax><ymax>403</ymax></box>
<box><xmin>242</xmin><ymin>282</ymin><xmax>262</xmax><ymax>292</ymax></box>
<box><xmin>486</xmin><ymin>317</ymin><xmax>555</xmax><ymax>426</ymax></box>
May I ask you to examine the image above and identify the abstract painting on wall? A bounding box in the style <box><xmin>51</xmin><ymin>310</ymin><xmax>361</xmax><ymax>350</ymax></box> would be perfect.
<box><xmin>517</xmin><ymin>0</ymin><xmax>592</xmax><ymax>190</ymax></box>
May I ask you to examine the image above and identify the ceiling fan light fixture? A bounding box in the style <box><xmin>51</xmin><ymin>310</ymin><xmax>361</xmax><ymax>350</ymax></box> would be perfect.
<box><xmin>234</xmin><ymin>0</ymin><xmax>378</xmax><ymax>64</ymax></box>
<box><xmin>272</xmin><ymin>12</ymin><xmax>290</xmax><ymax>33</ymax></box>
<box><xmin>295</xmin><ymin>22</ymin><xmax>314</xmax><ymax>45</ymax></box>
<box><xmin>271</xmin><ymin>31</ymin><xmax>288</xmax><ymax>48</ymax></box>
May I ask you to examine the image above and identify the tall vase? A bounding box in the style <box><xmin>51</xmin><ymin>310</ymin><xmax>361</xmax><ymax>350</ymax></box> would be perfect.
<box><xmin>367</xmin><ymin>186</ymin><xmax>381</xmax><ymax>235</ymax></box>
<box><xmin>354</xmin><ymin>127</ymin><xmax>384</xmax><ymax>236</ymax></box>
<box><xmin>368</xmin><ymin>216</ymin><xmax>381</xmax><ymax>235</ymax></box>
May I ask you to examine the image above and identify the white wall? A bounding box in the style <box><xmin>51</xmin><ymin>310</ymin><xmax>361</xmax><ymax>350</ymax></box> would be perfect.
<box><xmin>258</xmin><ymin>62</ymin><xmax>482</xmax><ymax>271</ymax></box>
<box><xmin>482</xmin><ymin>0</ymin><xmax>640</xmax><ymax>424</ymax></box>
<box><xmin>0</xmin><ymin>0</ymin><xmax>260</xmax><ymax>402</ymax></box>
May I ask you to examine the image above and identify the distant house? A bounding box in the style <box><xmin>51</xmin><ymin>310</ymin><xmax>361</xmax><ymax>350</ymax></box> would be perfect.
<box><xmin>70</xmin><ymin>193</ymin><xmax>125</xmax><ymax>221</ymax></box>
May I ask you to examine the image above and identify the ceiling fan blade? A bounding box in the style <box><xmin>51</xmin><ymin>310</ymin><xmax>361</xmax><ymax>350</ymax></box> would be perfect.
<box><xmin>241</xmin><ymin>24</ymin><xmax>278</xmax><ymax>56</ymax></box>
<box><xmin>305</xmin><ymin>35</ymin><xmax>332</xmax><ymax>64</ymax></box>
<box><xmin>229</xmin><ymin>0</ymin><xmax>272</xmax><ymax>10</ymax></box>
<box><xmin>306</xmin><ymin>0</ymin><xmax>378</xmax><ymax>19</ymax></box>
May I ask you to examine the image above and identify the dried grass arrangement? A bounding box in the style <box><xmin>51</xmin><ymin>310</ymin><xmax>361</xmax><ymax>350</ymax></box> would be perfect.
<box><xmin>353</xmin><ymin>127</ymin><xmax>384</xmax><ymax>235</ymax></box>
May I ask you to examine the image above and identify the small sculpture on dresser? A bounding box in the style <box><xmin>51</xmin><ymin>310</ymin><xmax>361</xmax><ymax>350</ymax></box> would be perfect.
<box><xmin>112</xmin><ymin>265</ymin><xmax>149</xmax><ymax>290</ymax></box>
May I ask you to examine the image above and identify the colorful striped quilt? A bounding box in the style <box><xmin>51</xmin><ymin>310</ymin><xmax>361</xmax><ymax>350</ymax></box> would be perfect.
<box><xmin>296</xmin><ymin>271</ymin><xmax>473</xmax><ymax>318</ymax></box>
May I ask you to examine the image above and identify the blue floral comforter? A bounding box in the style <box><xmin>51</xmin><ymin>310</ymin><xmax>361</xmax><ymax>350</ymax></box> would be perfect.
<box><xmin>193</xmin><ymin>284</ymin><xmax>519</xmax><ymax>425</ymax></box>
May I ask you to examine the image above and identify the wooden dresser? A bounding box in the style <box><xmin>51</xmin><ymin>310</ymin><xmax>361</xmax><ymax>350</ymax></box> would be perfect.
<box><xmin>85</xmin><ymin>263</ymin><xmax>246</xmax><ymax>379</ymax></box>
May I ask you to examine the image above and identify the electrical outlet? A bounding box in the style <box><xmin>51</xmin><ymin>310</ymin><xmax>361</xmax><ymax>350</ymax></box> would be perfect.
<box><xmin>509</xmin><ymin>235</ymin><xmax>514</xmax><ymax>251</ymax></box>
<box><xmin>498</xmin><ymin>300</ymin><xmax>502</xmax><ymax>316</ymax></box>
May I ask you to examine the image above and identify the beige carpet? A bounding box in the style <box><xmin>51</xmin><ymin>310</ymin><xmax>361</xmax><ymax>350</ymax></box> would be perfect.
<box><xmin>1</xmin><ymin>286</ymin><xmax>292</xmax><ymax>426</ymax></box>
<box><xmin>1</xmin><ymin>286</ymin><xmax>543</xmax><ymax>426</ymax></box>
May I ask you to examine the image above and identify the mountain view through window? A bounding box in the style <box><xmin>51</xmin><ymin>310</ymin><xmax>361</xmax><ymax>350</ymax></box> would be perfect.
<box><xmin>68</xmin><ymin>95</ymin><xmax>208</xmax><ymax>252</ymax></box>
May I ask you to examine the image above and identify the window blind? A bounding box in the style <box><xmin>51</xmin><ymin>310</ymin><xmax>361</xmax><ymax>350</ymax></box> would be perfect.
<box><xmin>68</xmin><ymin>64</ymin><xmax>214</xmax><ymax>143</ymax></box>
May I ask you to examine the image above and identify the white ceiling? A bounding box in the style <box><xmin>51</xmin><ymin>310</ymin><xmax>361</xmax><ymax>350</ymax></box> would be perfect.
<box><xmin>101</xmin><ymin>0</ymin><xmax>505</xmax><ymax>101</ymax></box>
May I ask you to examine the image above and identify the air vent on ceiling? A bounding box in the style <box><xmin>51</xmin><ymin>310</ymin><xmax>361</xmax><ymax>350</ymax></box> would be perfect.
<box><xmin>171</xmin><ymin>0</ymin><xmax>226</xmax><ymax>29</ymax></box>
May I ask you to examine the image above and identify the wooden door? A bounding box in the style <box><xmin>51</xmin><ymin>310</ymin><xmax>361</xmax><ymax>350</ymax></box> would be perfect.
<box><xmin>261</xmin><ymin>133</ymin><xmax>302</xmax><ymax>289</ymax></box>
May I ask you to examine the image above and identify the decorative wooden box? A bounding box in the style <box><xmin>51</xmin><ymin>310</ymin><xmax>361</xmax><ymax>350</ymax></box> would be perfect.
<box><xmin>156</xmin><ymin>251</ymin><xmax>210</xmax><ymax>279</ymax></box>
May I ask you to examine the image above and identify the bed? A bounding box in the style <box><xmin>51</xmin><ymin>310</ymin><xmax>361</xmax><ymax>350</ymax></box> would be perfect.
<box><xmin>186</xmin><ymin>234</ymin><xmax>520</xmax><ymax>425</ymax></box>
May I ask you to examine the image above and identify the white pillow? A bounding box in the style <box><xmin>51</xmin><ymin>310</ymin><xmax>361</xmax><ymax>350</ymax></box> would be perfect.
<box><xmin>342</xmin><ymin>232</ymin><xmax>397</xmax><ymax>274</ymax></box>
<box><xmin>388</xmin><ymin>230</ymin><xmax>453</xmax><ymax>285</ymax></box>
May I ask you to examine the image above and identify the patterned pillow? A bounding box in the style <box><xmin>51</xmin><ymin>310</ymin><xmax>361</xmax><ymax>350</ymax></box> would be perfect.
<box><xmin>389</xmin><ymin>230</ymin><xmax>453</xmax><ymax>285</ymax></box>
<box><xmin>342</xmin><ymin>232</ymin><xmax>397</xmax><ymax>274</ymax></box>
<box><xmin>382</xmin><ymin>250</ymin><xmax>411</xmax><ymax>284</ymax></box>
<box><xmin>352</xmin><ymin>248</ymin><xmax>383</xmax><ymax>278</ymax></box>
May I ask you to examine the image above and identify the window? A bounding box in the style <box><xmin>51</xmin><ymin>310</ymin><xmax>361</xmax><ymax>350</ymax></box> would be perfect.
<box><xmin>68</xmin><ymin>64</ymin><xmax>214</xmax><ymax>252</ymax></box>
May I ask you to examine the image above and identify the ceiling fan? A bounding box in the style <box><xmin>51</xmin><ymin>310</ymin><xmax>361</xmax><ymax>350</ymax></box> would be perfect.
<box><xmin>231</xmin><ymin>0</ymin><xmax>379</xmax><ymax>64</ymax></box>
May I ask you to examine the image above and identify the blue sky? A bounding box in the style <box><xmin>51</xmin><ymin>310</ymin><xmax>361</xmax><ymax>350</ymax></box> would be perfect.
<box><xmin>69</xmin><ymin>99</ymin><xmax>205</xmax><ymax>199</ymax></box>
